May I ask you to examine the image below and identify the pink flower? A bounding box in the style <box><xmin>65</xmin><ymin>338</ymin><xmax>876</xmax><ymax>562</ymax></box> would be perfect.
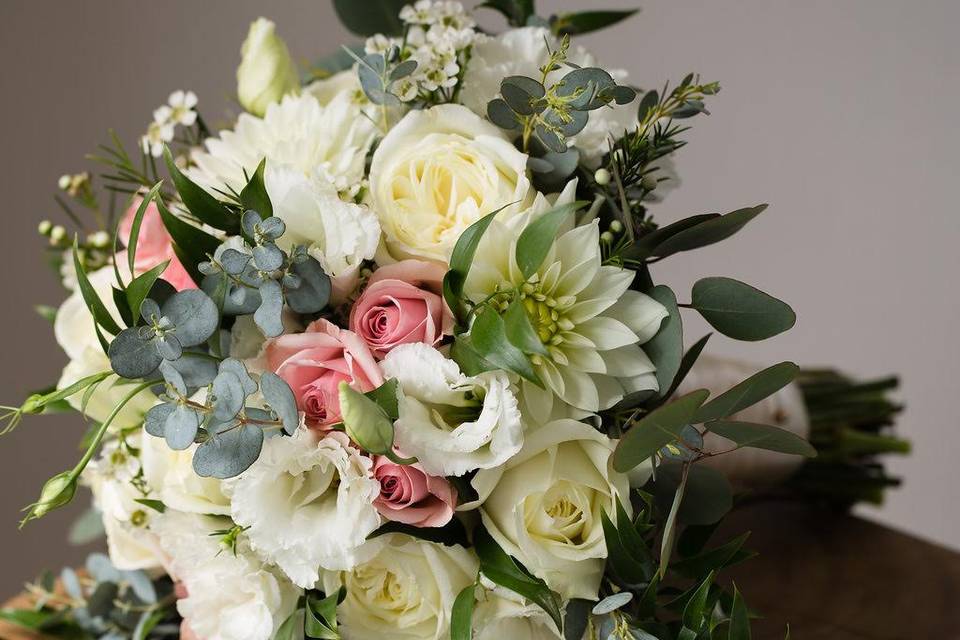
<box><xmin>372</xmin><ymin>456</ymin><xmax>457</xmax><ymax>527</ymax></box>
<box><xmin>350</xmin><ymin>260</ymin><xmax>452</xmax><ymax>357</ymax></box>
<box><xmin>118</xmin><ymin>196</ymin><xmax>196</xmax><ymax>291</ymax></box>
<box><xmin>264</xmin><ymin>318</ymin><xmax>384</xmax><ymax>430</ymax></box>
<box><xmin>174</xmin><ymin>582</ymin><xmax>201</xmax><ymax>640</ymax></box>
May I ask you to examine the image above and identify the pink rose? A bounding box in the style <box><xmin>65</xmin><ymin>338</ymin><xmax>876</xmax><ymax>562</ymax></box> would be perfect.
<box><xmin>350</xmin><ymin>260</ymin><xmax>452</xmax><ymax>357</ymax></box>
<box><xmin>119</xmin><ymin>196</ymin><xmax>196</xmax><ymax>291</ymax></box>
<box><xmin>372</xmin><ymin>456</ymin><xmax>457</xmax><ymax>527</ymax></box>
<box><xmin>265</xmin><ymin>318</ymin><xmax>384</xmax><ymax>430</ymax></box>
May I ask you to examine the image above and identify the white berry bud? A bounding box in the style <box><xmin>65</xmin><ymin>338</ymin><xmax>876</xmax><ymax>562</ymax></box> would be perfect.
<box><xmin>594</xmin><ymin>168</ymin><xmax>611</xmax><ymax>186</ymax></box>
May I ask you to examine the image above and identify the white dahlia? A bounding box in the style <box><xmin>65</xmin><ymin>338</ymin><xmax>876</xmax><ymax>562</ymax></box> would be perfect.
<box><xmin>226</xmin><ymin>429</ymin><xmax>382</xmax><ymax>588</ymax></box>
<box><xmin>465</xmin><ymin>205</ymin><xmax>668</xmax><ymax>422</ymax></box>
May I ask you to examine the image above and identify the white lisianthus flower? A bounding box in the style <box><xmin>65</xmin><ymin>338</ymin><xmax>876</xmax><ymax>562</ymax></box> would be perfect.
<box><xmin>154</xmin><ymin>511</ymin><xmax>299</xmax><ymax>640</ymax></box>
<box><xmin>321</xmin><ymin>534</ymin><xmax>478</xmax><ymax>640</ymax></box>
<box><xmin>465</xmin><ymin>207</ymin><xmax>668</xmax><ymax>421</ymax></box>
<box><xmin>54</xmin><ymin>266</ymin><xmax>155</xmax><ymax>429</ymax></box>
<box><xmin>227</xmin><ymin>429</ymin><xmax>382</xmax><ymax>588</ymax></box>
<box><xmin>140</xmin><ymin>432</ymin><xmax>231</xmax><ymax>515</ymax></box>
<box><xmin>381</xmin><ymin>343</ymin><xmax>523</xmax><ymax>477</ymax></box>
<box><xmin>237</xmin><ymin>18</ymin><xmax>300</xmax><ymax>117</ymax></box>
<box><xmin>368</xmin><ymin>104</ymin><xmax>533</xmax><ymax>262</ymax></box>
<box><xmin>461</xmin><ymin>27</ymin><xmax>637</xmax><ymax>166</ymax></box>
<box><xmin>469</xmin><ymin>419</ymin><xmax>630</xmax><ymax>600</ymax></box>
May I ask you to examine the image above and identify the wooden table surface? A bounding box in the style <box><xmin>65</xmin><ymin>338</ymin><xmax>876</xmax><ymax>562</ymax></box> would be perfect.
<box><xmin>2</xmin><ymin>503</ymin><xmax>958</xmax><ymax>639</ymax></box>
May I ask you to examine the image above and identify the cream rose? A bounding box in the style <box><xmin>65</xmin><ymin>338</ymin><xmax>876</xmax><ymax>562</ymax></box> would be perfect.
<box><xmin>473</xmin><ymin>586</ymin><xmax>562</xmax><ymax>640</ymax></box>
<box><xmin>368</xmin><ymin>104</ymin><xmax>533</xmax><ymax>262</ymax></box>
<box><xmin>469</xmin><ymin>419</ymin><xmax>630</xmax><ymax>600</ymax></box>
<box><xmin>140</xmin><ymin>432</ymin><xmax>231</xmax><ymax>516</ymax></box>
<box><xmin>321</xmin><ymin>534</ymin><xmax>478</xmax><ymax>640</ymax></box>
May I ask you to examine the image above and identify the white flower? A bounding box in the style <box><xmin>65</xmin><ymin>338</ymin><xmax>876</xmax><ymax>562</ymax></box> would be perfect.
<box><xmin>469</xmin><ymin>419</ymin><xmax>631</xmax><ymax>600</ymax></box>
<box><xmin>189</xmin><ymin>91</ymin><xmax>377</xmax><ymax>198</ymax></box>
<box><xmin>381</xmin><ymin>343</ymin><xmax>523</xmax><ymax>476</ymax></box>
<box><xmin>54</xmin><ymin>266</ymin><xmax>156</xmax><ymax>429</ymax></box>
<box><xmin>305</xmin><ymin>70</ymin><xmax>365</xmax><ymax>106</ymax></box>
<box><xmin>369</xmin><ymin>104</ymin><xmax>533</xmax><ymax>262</ymax></box>
<box><xmin>237</xmin><ymin>18</ymin><xmax>300</xmax><ymax>117</ymax></box>
<box><xmin>321</xmin><ymin>534</ymin><xmax>478</xmax><ymax>640</ymax></box>
<box><xmin>140</xmin><ymin>116</ymin><xmax>174</xmax><ymax>158</ymax></box>
<box><xmin>154</xmin><ymin>511</ymin><xmax>298</xmax><ymax>640</ymax></box>
<box><xmin>461</xmin><ymin>27</ymin><xmax>637</xmax><ymax>165</ymax></box>
<box><xmin>227</xmin><ymin>429</ymin><xmax>382</xmax><ymax>588</ymax></box>
<box><xmin>167</xmin><ymin>90</ymin><xmax>198</xmax><ymax>126</ymax></box>
<box><xmin>465</xmin><ymin>193</ymin><xmax>668</xmax><ymax>420</ymax></box>
<box><xmin>140</xmin><ymin>432</ymin><xmax>231</xmax><ymax>515</ymax></box>
<box><xmin>473</xmin><ymin>585</ymin><xmax>562</xmax><ymax>640</ymax></box>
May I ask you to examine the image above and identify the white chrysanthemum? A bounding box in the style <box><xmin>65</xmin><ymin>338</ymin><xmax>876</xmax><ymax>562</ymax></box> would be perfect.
<box><xmin>154</xmin><ymin>511</ymin><xmax>298</xmax><ymax>640</ymax></box>
<box><xmin>140</xmin><ymin>432</ymin><xmax>231</xmax><ymax>515</ymax></box>
<box><xmin>226</xmin><ymin>429</ymin><xmax>382</xmax><ymax>588</ymax></box>
<box><xmin>381</xmin><ymin>343</ymin><xmax>523</xmax><ymax>477</ymax></box>
<box><xmin>465</xmin><ymin>199</ymin><xmax>668</xmax><ymax>422</ymax></box>
<box><xmin>321</xmin><ymin>534</ymin><xmax>478</xmax><ymax>640</ymax></box>
<box><xmin>461</xmin><ymin>27</ymin><xmax>637</xmax><ymax>166</ymax></box>
<box><xmin>189</xmin><ymin>91</ymin><xmax>377</xmax><ymax>197</ymax></box>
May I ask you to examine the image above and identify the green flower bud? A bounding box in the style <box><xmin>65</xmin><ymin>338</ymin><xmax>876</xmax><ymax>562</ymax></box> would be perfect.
<box><xmin>600</xmin><ymin>231</ymin><xmax>614</xmax><ymax>244</ymax></box>
<box><xmin>37</xmin><ymin>220</ymin><xmax>52</xmax><ymax>236</ymax></box>
<box><xmin>641</xmin><ymin>174</ymin><xmax>658</xmax><ymax>191</ymax></box>
<box><xmin>609</xmin><ymin>219</ymin><xmax>623</xmax><ymax>233</ymax></box>
<box><xmin>28</xmin><ymin>471</ymin><xmax>77</xmax><ymax>521</ymax></box>
<box><xmin>50</xmin><ymin>225</ymin><xmax>66</xmax><ymax>244</ymax></box>
<box><xmin>237</xmin><ymin>18</ymin><xmax>300</xmax><ymax>117</ymax></box>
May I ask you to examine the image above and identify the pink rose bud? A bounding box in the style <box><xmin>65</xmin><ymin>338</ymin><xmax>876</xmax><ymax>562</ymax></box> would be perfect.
<box><xmin>372</xmin><ymin>456</ymin><xmax>457</xmax><ymax>527</ymax></box>
<box><xmin>118</xmin><ymin>196</ymin><xmax>196</xmax><ymax>291</ymax></box>
<box><xmin>350</xmin><ymin>260</ymin><xmax>453</xmax><ymax>357</ymax></box>
<box><xmin>265</xmin><ymin>318</ymin><xmax>384</xmax><ymax>430</ymax></box>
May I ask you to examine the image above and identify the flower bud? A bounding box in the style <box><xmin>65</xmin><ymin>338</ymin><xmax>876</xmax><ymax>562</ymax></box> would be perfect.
<box><xmin>28</xmin><ymin>471</ymin><xmax>77</xmax><ymax>521</ymax></box>
<box><xmin>609</xmin><ymin>219</ymin><xmax>623</xmax><ymax>233</ymax></box>
<box><xmin>57</xmin><ymin>175</ymin><xmax>72</xmax><ymax>190</ymax></box>
<box><xmin>237</xmin><ymin>18</ymin><xmax>299</xmax><ymax>117</ymax></box>
<box><xmin>88</xmin><ymin>231</ymin><xmax>111</xmax><ymax>248</ymax></box>
<box><xmin>50</xmin><ymin>225</ymin><xmax>66</xmax><ymax>244</ymax></box>
<box><xmin>600</xmin><ymin>231</ymin><xmax>614</xmax><ymax>244</ymax></box>
<box><xmin>641</xmin><ymin>174</ymin><xmax>658</xmax><ymax>191</ymax></box>
<box><xmin>37</xmin><ymin>220</ymin><xmax>52</xmax><ymax>236</ymax></box>
<box><xmin>594</xmin><ymin>168</ymin><xmax>611</xmax><ymax>186</ymax></box>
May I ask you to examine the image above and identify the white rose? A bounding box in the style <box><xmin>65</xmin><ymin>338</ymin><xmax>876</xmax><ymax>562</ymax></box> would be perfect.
<box><xmin>265</xmin><ymin>165</ymin><xmax>381</xmax><ymax>302</ymax></box>
<box><xmin>321</xmin><ymin>534</ymin><xmax>478</xmax><ymax>640</ymax></box>
<box><xmin>461</xmin><ymin>27</ymin><xmax>637</xmax><ymax>166</ymax></box>
<box><xmin>237</xmin><ymin>18</ymin><xmax>299</xmax><ymax>117</ymax></box>
<box><xmin>154</xmin><ymin>510</ymin><xmax>299</xmax><ymax>640</ymax></box>
<box><xmin>227</xmin><ymin>429</ymin><xmax>382</xmax><ymax>588</ymax></box>
<box><xmin>54</xmin><ymin>266</ymin><xmax>155</xmax><ymax>429</ymax></box>
<box><xmin>140</xmin><ymin>432</ymin><xmax>231</xmax><ymax>515</ymax></box>
<box><xmin>381</xmin><ymin>343</ymin><xmax>523</xmax><ymax>477</ymax></box>
<box><xmin>469</xmin><ymin>419</ymin><xmax>630</xmax><ymax>600</ymax></box>
<box><xmin>368</xmin><ymin>104</ymin><xmax>533</xmax><ymax>262</ymax></box>
<box><xmin>473</xmin><ymin>586</ymin><xmax>562</xmax><ymax>640</ymax></box>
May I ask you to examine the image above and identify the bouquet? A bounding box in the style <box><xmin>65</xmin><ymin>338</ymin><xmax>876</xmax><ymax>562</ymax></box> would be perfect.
<box><xmin>1</xmin><ymin>2</ymin><xmax>908</xmax><ymax>639</ymax></box>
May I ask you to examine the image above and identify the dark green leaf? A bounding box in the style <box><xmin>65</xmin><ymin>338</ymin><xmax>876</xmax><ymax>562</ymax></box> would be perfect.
<box><xmin>164</xmin><ymin>147</ymin><xmax>239</xmax><ymax>233</ymax></box>
<box><xmin>681</xmin><ymin>571</ymin><xmax>715</xmax><ymax>632</ymax></box>
<box><xmin>644</xmin><ymin>285</ymin><xmax>682</xmax><ymax>396</ymax></box>
<box><xmin>333</xmin><ymin>0</ymin><xmax>408</xmax><ymax>35</ymax></box>
<box><xmin>285</xmin><ymin>256</ymin><xmax>331</xmax><ymax>314</ymax></box>
<box><xmin>365</xmin><ymin>378</ymin><xmax>400</xmax><ymax>420</ymax></box>
<box><xmin>671</xmin><ymin>532</ymin><xmax>752</xmax><ymax>578</ymax></box>
<box><xmin>125</xmin><ymin>261</ymin><xmax>169</xmax><ymax>324</ymax></box>
<box><xmin>368</xmin><ymin>518</ymin><xmax>469</xmax><ymax>546</ymax></box>
<box><xmin>156</xmin><ymin>198</ymin><xmax>221</xmax><ymax>284</ymax></box>
<box><xmin>479</xmin><ymin>0</ymin><xmax>536</xmax><ymax>27</ymax></box>
<box><xmin>551</xmin><ymin>9</ymin><xmax>639</xmax><ymax>36</ymax></box>
<box><xmin>515</xmin><ymin>201</ymin><xmax>587</xmax><ymax>278</ymax></box>
<box><xmin>694</xmin><ymin>361</ymin><xmax>799</xmax><ymax>423</ymax></box>
<box><xmin>563</xmin><ymin>599</ymin><xmax>592</xmax><ymax>640</ymax></box>
<box><xmin>451</xmin><ymin>582</ymin><xmax>476</xmax><ymax>640</ymax></box>
<box><xmin>469</xmin><ymin>307</ymin><xmax>540</xmax><ymax>384</ymax></box>
<box><xmin>305</xmin><ymin>588</ymin><xmax>344</xmax><ymax>639</ymax></box>
<box><xmin>240</xmin><ymin>158</ymin><xmax>272</xmax><ymax>220</ymax></box>
<box><xmin>709</xmin><ymin>421</ymin><xmax>816</xmax><ymax>457</ymax></box>
<box><xmin>601</xmin><ymin>509</ymin><xmax>649</xmax><ymax>585</ymax></box>
<box><xmin>690</xmin><ymin>277</ymin><xmax>796</xmax><ymax>341</ymax></box>
<box><xmin>654</xmin><ymin>463</ymin><xmax>732</xmax><ymax>526</ymax></box>
<box><xmin>502</xmin><ymin>297</ymin><xmax>548</xmax><ymax>356</ymax></box>
<box><xmin>133</xmin><ymin>498</ymin><xmax>166</xmax><ymax>513</ymax></box>
<box><xmin>624</xmin><ymin>214</ymin><xmax>719</xmax><ymax>262</ymax></box>
<box><xmin>728</xmin><ymin>584</ymin><xmax>751</xmax><ymax>640</ymax></box>
<box><xmin>73</xmin><ymin>242</ymin><xmax>122</xmax><ymax>336</ymax></box>
<box><xmin>650</xmin><ymin>205</ymin><xmax>768</xmax><ymax>258</ymax></box>
<box><xmin>487</xmin><ymin>98</ymin><xmax>522</xmax><ymax>130</ymax></box>
<box><xmin>637</xmin><ymin>89</ymin><xmax>660</xmax><ymax>122</ymax></box>
<box><xmin>443</xmin><ymin>203</ymin><xmax>513</xmax><ymax>324</ymax></box>
<box><xmin>612</xmin><ymin>389</ymin><xmax>709</xmax><ymax>472</ymax></box>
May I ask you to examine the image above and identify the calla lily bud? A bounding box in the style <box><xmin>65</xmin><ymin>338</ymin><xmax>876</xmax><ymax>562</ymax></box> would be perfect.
<box><xmin>237</xmin><ymin>18</ymin><xmax>299</xmax><ymax>117</ymax></box>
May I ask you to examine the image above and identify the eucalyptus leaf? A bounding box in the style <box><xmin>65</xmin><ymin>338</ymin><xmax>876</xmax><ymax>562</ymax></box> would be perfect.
<box><xmin>108</xmin><ymin>328</ymin><xmax>162</xmax><ymax>379</ymax></box>
<box><xmin>155</xmin><ymin>334</ymin><xmax>183</xmax><ymax>360</ymax></box>
<box><xmin>654</xmin><ymin>462</ymin><xmax>732</xmax><ymax>525</ymax></box>
<box><xmin>488</xmin><ymin>98</ymin><xmax>522</xmax><ymax>130</ymax></box>
<box><xmin>557</xmin><ymin>67</ymin><xmax>616</xmax><ymax>110</ymax></box>
<box><xmin>144</xmin><ymin>403</ymin><xmax>175</xmax><ymax>437</ymax></box>
<box><xmin>551</xmin><ymin>9</ymin><xmax>639</xmax><ymax>36</ymax></box>
<box><xmin>501</xmin><ymin>75</ymin><xmax>546</xmax><ymax>115</ymax></box>
<box><xmin>162</xmin><ymin>289</ymin><xmax>219</xmax><ymax>347</ymax></box>
<box><xmin>254</xmin><ymin>279</ymin><xmax>284</xmax><ymax>338</ymax></box>
<box><xmin>165</xmin><ymin>404</ymin><xmax>201</xmax><ymax>450</ymax></box>
<box><xmin>644</xmin><ymin>285</ymin><xmax>682</xmax><ymax>396</ymax></box>
<box><xmin>650</xmin><ymin>205</ymin><xmax>768</xmax><ymax>258</ymax></box>
<box><xmin>708</xmin><ymin>421</ymin><xmax>817</xmax><ymax>457</ymax></box>
<box><xmin>261</xmin><ymin>372</ymin><xmax>299</xmax><ymax>435</ymax></box>
<box><xmin>612</xmin><ymin>389</ymin><xmax>709</xmax><ymax>472</ymax></box>
<box><xmin>694</xmin><ymin>361</ymin><xmax>800</xmax><ymax>423</ymax></box>
<box><xmin>164</xmin><ymin>353</ymin><xmax>218</xmax><ymax>389</ymax></box>
<box><xmin>212</xmin><ymin>371</ymin><xmax>245</xmax><ymax>421</ymax></box>
<box><xmin>285</xmin><ymin>256</ymin><xmax>331</xmax><ymax>314</ymax></box>
<box><xmin>690</xmin><ymin>277</ymin><xmax>796</xmax><ymax>341</ymax></box>
<box><xmin>220</xmin><ymin>248</ymin><xmax>252</xmax><ymax>275</ymax></box>
<box><xmin>193</xmin><ymin>421</ymin><xmax>265</xmax><ymax>479</ymax></box>
<box><xmin>592</xmin><ymin>592</ymin><xmax>633</xmax><ymax>615</ymax></box>
<box><xmin>624</xmin><ymin>213</ymin><xmax>719</xmax><ymax>262</ymax></box>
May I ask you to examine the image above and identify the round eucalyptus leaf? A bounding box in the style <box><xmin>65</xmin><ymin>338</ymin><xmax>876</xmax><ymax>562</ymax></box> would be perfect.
<box><xmin>61</xmin><ymin>568</ymin><xmax>82</xmax><ymax>599</ymax></box>
<box><xmin>611</xmin><ymin>84</ymin><xmax>637</xmax><ymax>105</ymax></box>
<box><xmin>527</xmin><ymin>156</ymin><xmax>554</xmax><ymax>173</ymax></box>
<box><xmin>144</xmin><ymin>403</ymin><xmax>175</xmax><ymax>437</ymax></box>
<box><xmin>162</xmin><ymin>289</ymin><xmax>219</xmax><ymax>347</ymax></box>
<box><xmin>282</xmin><ymin>272</ymin><xmax>302</xmax><ymax>289</ymax></box>
<box><xmin>156</xmin><ymin>334</ymin><xmax>183</xmax><ymax>361</ymax></box>
<box><xmin>255</xmin><ymin>279</ymin><xmax>285</xmax><ymax>337</ymax></box>
<box><xmin>592</xmin><ymin>592</ymin><xmax>633</xmax><ymax>615</ymax></box>
<box><xmin>87</xmin><ymin>581</ymin><xmax>120</xmax><ymax>618</ymax></box>
<box><xmin>212</xmin><ymin>370</ymin><xmax>245</xmax><ymax>421</ymax></box>
<box><xmin>534</xmin><ymin>124</ymin><xmax>567</xmax><ymax>153</ymax></box>
<box><xmin>193</xmin><ymin>422</ymin><xmax>265</xmax><ymax>479</ymax></box>
<box><xmin>253</xmin><ymin>242</ymin><xmax>285</xmax><ymax>271</ymax></box>
<box><xmin>241</xmin><ymin>209</ymin><xmax>262</xmax><ymax>236</ymax></box>
<box><xmin>158</xmin><ymin>360</ymin><xmax>187</xmax><ymax>396</ymax></box>
<box><xmin>544</xmin><ymin>107</ymin><xmax>588</xmax><ymax>137</ymax></box>
<box><xmin>258</xmin><ymin>216</ymin><xmax>286</xmax><ymax>240</ymax></box>
<box><xmin>219</xmin><ymin>358</ymin><xmax>258</xmax><ymax>396</ymax></box>
<box><xmin>558</xmin><ymin>67</ymin><xmax>616</xmax><ymax>110</ymax></box>
<box><xmin>229</xmin><ymin>284</ymin><xmax>248</xmax><ymax>306</ymax></box>
<box><xmin>139</xmin><ymin>299</ymin><xmax>162</xmax><ymax>324</ymax></box>
<box><xmin>202</xmin><ymin>273</ymin><xmax>261</xmax><ymax>315</ymax></box>
<box><xmin>109</xmin><ymin>328</ymin><xmax>162</xmax><ymax>379</ymax></box>
<box><xmin>198</xmin><ymin>260</ymin><xmax>220</xmax><ymax>276</ymax></box>
<box><xmin>260</xmin><ymin>372</ymin><xmax>299</xmax><ymax>435</ymax></box>
<box><xmin>164</xmin><ymin>352</ymin><xmax>218</xmax><ymax>389</ymax></box>
<box><xmin>219</xmin><ymin>248</ymin><xmax>251</xmax><ymax>275</ymax></box>
<box><xmin>165</xmin><ymin>404</ymin><xmax>201</xmax><ymax>450</ymax></box>
<box><xmin>86</xmin><ymin>552</ymin><xmax>120</xmax><ymax>583</ymax></box>
<box><xmin>500</xmin><ymin>75</ymin><xmax>545</xmax><ymax>115</ymax></box>
<box><xmin>285</xmin><ymin>256</ymin><xmax>331</xmax><ymax>314</ymax></box>
<box><xmin>487</xmin><ymin>98</ymin><xmax>521</xmax><ymax>130</ymax></box>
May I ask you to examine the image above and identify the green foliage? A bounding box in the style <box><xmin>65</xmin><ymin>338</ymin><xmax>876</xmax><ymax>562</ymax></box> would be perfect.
<box><xmin>644</xmin><ymin>285</ymin><xmax>683</xmax><ymax>396</ymax></box>
<box><xmin>163</xmin><ymin>146</ymin><xmax>240</xmax><ymax>234</ymax></box>
<box><xmin>457</xmin><ymin>307</ymin><xmax>541</xmax><ymax>384</ymax></box>
<box><xmin>479</xmin><ymin>0</ymin><xmax>536</xmax><ymax>27</ymax></box>
<box><xmin>695</xmin><ymin>362</ymin><xmax>799</xmax><ymax>423</ymax></box>
<box><xmin>514</xmin><ymin>200</ymin><xmax>587</xmax><ymax>277</ymax></box>
<box><xmin>612</xmin><ymin>389</ymin><xmax>709</xmax><ymax>472</ymax></box>
<box><xmin>709</xmin><ymin>421</ymin><xmax>817</xmax><ymax>457</ymax></box>
<box><xmin>156</xmin><ymin>196</ymin><xmax>221</xmax><ymax>284</ymax></box>
<box><xmin>550</xmin><ymin>9</ymin><xmax>639</xmax><ymax>36</ymax></box>
<box><xmin>451</xmin><ymin>582</ymin><xmax>477</xmax><ymax>640</ymax></box>
<box><xmin>332</xmin><ymin>0</ymin><xmax>408</xmax><ymax>36</ymax></box>
<box><xmin>368</xmin><ymin>518</ymin><xmax>469</xmax><ymax>547</ymax></box>
<box><xmin>240</xmin><ymin>158</ymin><xmax>273</xmax><ymax>220</ymax></box>
<box><xmin>304</xmin><ymin>588</ymin><xmax>345</xmax><ymax>639</ymax></box>
<box><xmin>689</xmin><ymin>277</ymin><xmax>796</xmax><ymax>341</ymax></box>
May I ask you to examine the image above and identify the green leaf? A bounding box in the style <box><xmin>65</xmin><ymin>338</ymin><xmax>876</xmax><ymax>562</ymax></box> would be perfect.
<box><xmin>305</xmin><ymin>588</ymin><xmax>344</xmax><ymax>639</ymax></box>
<box><xmin>475</xmin><ymin>527</ymin><xmax>563</xmax><ymax>633</ymax></box>
<box><xmin>690</xmin><ymin>277</ymin><xmax>796</xmax><ymax>341</ymax></box>
<box><xmin>73</xmin><ymin>240</ymin><xmax>122</xmax><ymax>336</ymax></box>
<box><xmin>551</xmin><ymin>9</ymin><xmax>639</xmax><ymax>36</ymax></box>
<box><xmin>333</xmin><ymin>0</ymin><xmax>408</xmax><ymax>35</ymax></box>
<box><xmin>649</xmin><ymin>204</ymin><xmax>768</xmax><ymax>259</ymax></box>
<box><xmin>695</xmin><ymin>361</ymin><xmax>799</xmax><ymax>423</ymax></box>
<box><xmin>681</xmin><ymin>571</ymin><xmax>715</xmax><ymax>632</ymax></box>
<box><xmin>502</xmin><ymin>297</ymin><xmax>549</xmax><ymax>356</ymax></box>
<box><xmin>601</xmin><ymin>510</ymin><xmax>648</xmax><ymax>585</ymax></box>
<box><xmin>655</xmin><ymin>463</ymin><xmax>732</xmax><ymax>526</ymax></box>
<box><xmin>274</xmin><ymin>608</ymin><xmax>304</xmax><ymax>640</ymax></box>
<box><xmin>339</xmin><ymin>381</ymin><xmax>414</xmax><ymax>463</ymax></box>
<box><xmin>365</xmin><ymin>378</ymin><xmax>400</xmax><ymax>420</ymax></box>
<box><xmin>612</xmin><ymin>389</ymin><xmax>709</xmax><ymax>472</ymax></box>
<box><xmin>156</xmin><ymin>197</ymin><xmax>221</xmax><ymax>284</ymax></box>
<box><xmin>515</xmin><ymin>201</ymin><xmax>587</xmax><ymax>278</ymax></box>
<box><xmin>451</xmin><ymin>582</ymin><xmax>477</xmax><ymax>640</ymax></box>
<box><xmin>125</xmin><ymin>260</ymin><xmax>169</xmax><ymax>324</ymax></box>
<box><xmin>708</xmin><ymin>421</ymin><xmax>817</xmax><ymax>457</ymax></box>
<box><xmin>644</xmin><ymin>285</ymin><xmax>682</xmax><ymax>396</ymax></box>
<box><xmin>480</xmin><ymin>0</ymin><xmax>536</xmax><ymax>26</ymax></box>
<box><xmin>728</xmin><ymin>584</ymin><xmax>751</xmax><ymax>640</ymax></box>
<box><xmin>164</xmin><ymin>146</ymin><xmax>239</xmax><ymax>233</ymax></box>
<box><xmin>35</xmin><ymin>304</ymin><xmax>58</xmax><ymax>324</ymax></box>
<box><xmin>368</xmin><ymin>518</ymin><xmax>469</xmax><ymax>547</ymax></box>
<box><xmin>133</xmin><ymin>498</ymin><xmax>166</xmax><ymax>513</ymax></box>
<box><xmin>671</xmin><ymin>532</ymin><xmax>752</xmax><ymax>578</ymax></box>
<box><xmin>126</xmin><ymin>181</ymin><xmax>165</xmax><ymax>277</ymax></box>
<box><xmin>655</xmin><ymin>333</ymin><xmax>711</xmax><ymax>408</ymax></box>
<box><xmin>624</xmin><ymin>213</ymin><xmax>719</xmax><ymax>261</ymax></box>
<box><xmin>469</xmin><ymin>307</ymin><xmax>540</xmax><ymax>385</ymax></box>
<box><xmin>450</xmin><ymin>333</ymin><xmax>497</xmax><ymax>377</ymax></box>
<box><xmin>239</xmin><ymin>158</ymin><xmax>272</xmax><ymax>219</ymax></box>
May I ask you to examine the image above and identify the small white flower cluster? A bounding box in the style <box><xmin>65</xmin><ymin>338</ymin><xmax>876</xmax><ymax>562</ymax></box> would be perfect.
<box><xmin>365</xmin><ymin>0</ymin><xmax>478</xmax><ymax>102</ymax></box>
<box><xmin>139</xmin><ymin>90</ymin><xmax>198</xmax><ymax>157</ymax></box>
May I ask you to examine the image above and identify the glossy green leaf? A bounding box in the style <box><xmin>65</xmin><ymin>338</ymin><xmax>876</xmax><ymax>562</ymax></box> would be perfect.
<box><xmin>126</xmin><ymin>181</ymin><xmax>165</xmax><ymax>277</ymax></box>
<box><xmin>73</xmin><ymin>241</ymin><xmax>122</xmax><ymax>336</ymax></box>
<box><xmin>470</xmin><ymin>307</ymin><xmax>540</xmax><ymax>385</ymax></box>
<box><xmin>451</xmin><ymin>582</ymin><xmax>476</xmax><ymax>640</ymax></box>
<box><xmin>695</xmin><ymin>361</ymin><xmax>800</xmax><ymax>423</ymax></box>
<box><xmin>728</xmin><ymin>584</ymin><xmax>751</xmax><ymax>640</ymax></box>
<box><xmin>240</xmin><ymin>158</ymin><xmax>272</xmax><ymax>219</ymax></box>
<box><xmin>690</xmin><ymin>277</ymin><xmax>796</xmax><ymax>341</ymax></box>
<box><xmin>333</xmin><ymin>0</ymin><xmax>408</xmax><ymax>35</ymax></box>
<box><xmin>156</xmin><ymin>197</ymin><xmax>221</xmax><ymax>284</ymax></box>
<box><xmin>644</xmin><ymin>285</ymin><xmax>682</xmax><ymax>396</ymax></box>
<box><xmin>681</xmin><ymin>571</ymin><xmax>715</xmax><ymax>632</ymax></box>
<box><xmin>480</xmin><ymin>0</ymin><xmax>536</xmax><ymax>26</ymax></box>
<box><xmin>709</xmin><ymin>421</ymin><xmax>817</xmax><ymax>457</ymax></box>
<box><xmin>612</xmin><ymin>389</ymin><xmax>709</xmax><ymax>472</ymax></box>
<box><xmin>502</xmin><ymin>297</ymin><xmax>549</xmax><ymax>356</ymax></box>
<box><xmin>551</xmin><ymin>9</ymin><xmax>639</xmax><ymax>36</ymax></box>
<box><xmin>650</xmin><ymin>205</ymin><xmax>768</xmax><ymax>258</ymax></box>
<box><xmin>164</xmin><ymin>146</ymin><xmax>239</xmax><ymax>233</ymax></box>
<box><xmin>125</xmin><ymin>260</ymin><xmax>169</xmax><ymax>324</ymax></box>
<box><xmin>443</xmin><ymin>203</ymin><xmax>513</xmax><ymax>324</ymax></box>
<box><xmin>515</xmin><ymin>201</ymin><xmax>587</xmax><ymax>278</ymax></box>
<box><xmin>624</xmin><ymin>213</ymin><xmax>719</xmax><ymax>261</ymax></box>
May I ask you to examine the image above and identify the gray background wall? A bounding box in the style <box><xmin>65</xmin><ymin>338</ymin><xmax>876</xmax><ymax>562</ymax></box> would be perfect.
<box><xmin>0</xmin><ymin>0</ymin><xmax>956</xmax><ymax>596</ymax></box>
